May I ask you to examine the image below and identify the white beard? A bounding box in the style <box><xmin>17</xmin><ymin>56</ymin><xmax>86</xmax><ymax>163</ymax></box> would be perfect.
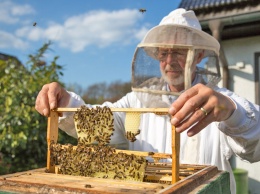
<box><xmin>160</xmin><ymin>69</ymin><xmax>185</xmax><ymax>87</ymax></box>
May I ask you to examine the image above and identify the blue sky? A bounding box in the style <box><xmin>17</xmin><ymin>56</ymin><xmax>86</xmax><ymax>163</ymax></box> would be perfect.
<box><xmin>0</xmin><ymin>0</ymin><xmax>182</xmax><ymax>88</ymax></box>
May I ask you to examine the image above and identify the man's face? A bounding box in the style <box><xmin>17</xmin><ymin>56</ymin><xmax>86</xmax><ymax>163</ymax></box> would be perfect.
<box><xmin>158</xmin><ymin>48</ymin><xmax>189</xmax><ymax>91</ymax></box>
<box><xmin>158</xmin><ymin>48</ymin><xmax>204</xmax><ymax>92</ymax></box>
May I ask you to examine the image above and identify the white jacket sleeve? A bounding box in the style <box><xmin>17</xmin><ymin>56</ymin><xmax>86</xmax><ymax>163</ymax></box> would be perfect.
<box><xmin>58</xmin><ymin>91</ymin><xmax>85</xmax><ymax>138</ymax></box>
<box><xmin>217</xmin><ymin>87</ymin><xmax>260</xmax><ymax>162</ymax></box>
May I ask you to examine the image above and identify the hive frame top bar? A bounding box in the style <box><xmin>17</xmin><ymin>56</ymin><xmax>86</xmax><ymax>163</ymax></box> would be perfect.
<box><xmin>54</xmin><ymin>107</ymin><xmax>170</xmax><ymax>113</ymax></box>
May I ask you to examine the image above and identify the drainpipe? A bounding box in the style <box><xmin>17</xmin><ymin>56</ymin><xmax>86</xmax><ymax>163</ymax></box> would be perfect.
<box><xmin>208</xmin><ymin>19</ymin><xmax>229</xmax><ymax>89</ymax></box>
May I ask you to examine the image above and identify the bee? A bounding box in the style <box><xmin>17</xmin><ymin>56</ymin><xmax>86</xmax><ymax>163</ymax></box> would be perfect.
<box><xmin>129</xmin><ymin>168</ymin><xmax>134</xmax><ymax>173</ymax></box>
<box><xmin>135</xmin><ymin>129</ymin><xmax>141</xmax><ymax>136</ymax></box>
<box><xmin>139</xmin><ymin>8</ymin><xmax>146</xmax><ymax>14</ymax></box>
<box><xmin>108</xmin><ymin>127</ymin><xmax>115</xmax><ymax>131</ymax></box>
<box><xmin>103</xmin><ymin>175</ymin><xmax>108</xmax><ymax>178</ymax></box>
<box><xmin>137</xmin><ymin>172</ymin><xmax>140</xmax><ymax>179</ymax></box>
<box><xmin>84</xmin><ymin>184</ymin><xmax>92</xmax><ymax>188</ymax></box>
<box><xmin>117</xmin><ymin>171</ymin><xmax>126</xmax><ymax>179</ymax></box>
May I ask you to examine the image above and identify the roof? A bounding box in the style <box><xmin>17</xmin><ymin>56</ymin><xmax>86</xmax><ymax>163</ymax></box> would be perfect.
<box><xmin>178</xmin><ymin>0</ymin><xmax>260</xmax><ymax>14</ymax></box>
<box><xmin>178</xmin><ymin>0</ymin><xmax>260</xmax><ymax>40</ymax></box>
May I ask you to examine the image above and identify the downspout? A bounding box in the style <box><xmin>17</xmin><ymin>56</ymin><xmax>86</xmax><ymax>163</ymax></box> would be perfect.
<box><xmin>208</xmin><ymin>20</ymin><xmax>229</xmax><ymax>89</ymax></box>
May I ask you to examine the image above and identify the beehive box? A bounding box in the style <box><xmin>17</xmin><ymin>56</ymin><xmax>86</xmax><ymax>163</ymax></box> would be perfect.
<box><xmin>0</xmin><ymin>164</ymin><xmax>230</xmax><ymax>194</ymax></box>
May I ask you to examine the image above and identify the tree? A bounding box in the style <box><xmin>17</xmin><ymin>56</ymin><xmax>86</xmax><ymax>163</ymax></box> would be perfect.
<box><xmin>80</xmin><ymin>80</ymin><xmax>131</xmax><ymax>104</ymax></box>
<box><xmin>0</xmin><ymin>41</ymin><xmax>75</xmax><ymax>174</ymax></box>
<box><xmin>106</xmin><ymin>81</ymin><xmax>131</xmax><ymax>102</ymax></box>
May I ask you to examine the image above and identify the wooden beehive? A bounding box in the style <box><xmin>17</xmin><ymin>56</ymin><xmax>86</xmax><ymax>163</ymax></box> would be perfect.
<box><xmin>0</xmin><ymin>165</ymin><xmax>228</xmax><ymax>193</ymax></box>
<box><xmin>0</xmin><ymin>107</ymin><xmax>230</xmax><ymax>193</ymax></box>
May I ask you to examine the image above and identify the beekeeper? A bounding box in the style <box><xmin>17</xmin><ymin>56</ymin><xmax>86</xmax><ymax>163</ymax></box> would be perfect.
<box><xmin>35</xmin><ymin>8</ymin><xmax>260</xmax><ymax>194</ymax></box>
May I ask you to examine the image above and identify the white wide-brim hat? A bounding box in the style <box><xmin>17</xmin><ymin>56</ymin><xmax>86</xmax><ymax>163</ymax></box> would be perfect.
<box><xmin>140</xmin><ymin>8</ymin><xmax>220</xmax><ymax>56</ymax></box>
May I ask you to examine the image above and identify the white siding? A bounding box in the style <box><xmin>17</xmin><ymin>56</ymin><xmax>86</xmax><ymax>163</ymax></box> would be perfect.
<box><xmin>222</xmin><ymin>36</ymin><xmax>260</xmax><ymax>103</ymax></box>
<box><xmin>221</xmin><ymin>36</ymin><xmax>260</xmax><ymax>194</ymax></box>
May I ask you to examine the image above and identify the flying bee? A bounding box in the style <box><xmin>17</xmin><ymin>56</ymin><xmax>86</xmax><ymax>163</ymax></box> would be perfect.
<box><xmin>139</xmin><ymin>8</ymin><xmax>146</xmax><ymax>14</ymax></box>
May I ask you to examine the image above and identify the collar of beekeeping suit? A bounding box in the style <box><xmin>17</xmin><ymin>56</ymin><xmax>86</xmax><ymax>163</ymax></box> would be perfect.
<box><xmin>140</xmin><ymin>8</ymin><xmax>220</xmax><ymax>57</ymax></box>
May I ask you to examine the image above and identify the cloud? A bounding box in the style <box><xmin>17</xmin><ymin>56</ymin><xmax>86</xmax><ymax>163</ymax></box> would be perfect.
<box><xmin>16</xmin><ymin>9</ymin><xmax>149</xmax><ymax>52</ymax></box>
<box><xmin>0</xmin><ymin>30</ymin><xmax>29</xmax><ymax>49</ymax></box>
<box><xmin>0</xmin><ymin>1</ymin><xmax>35</xmax><ymax>24</ymax></box>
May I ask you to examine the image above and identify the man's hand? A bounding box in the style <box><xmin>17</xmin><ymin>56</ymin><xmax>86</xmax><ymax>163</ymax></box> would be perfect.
<box><xmin>168</xmin><ymin>83</ymin><xmax>236</xmax><ymax>136</ymax></box>
<box><xmin>35</xmin><ymin>82</ymin><xmax>71</xmax><ymax>116</ymax></box>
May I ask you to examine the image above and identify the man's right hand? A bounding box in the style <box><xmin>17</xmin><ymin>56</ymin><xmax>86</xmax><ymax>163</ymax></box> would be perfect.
<box><xmin>35</xmin><ymin>82</ymin><xmax>71</xmax><ymax>116</ymax></box>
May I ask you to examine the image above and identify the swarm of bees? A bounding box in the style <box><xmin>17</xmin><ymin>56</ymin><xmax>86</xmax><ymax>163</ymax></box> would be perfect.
<box><xmin>74</xmin><ymin>106</ymin><xmax>114</xmax><ymax>145</ymax></box>
<box><xmin>50</xmin><ymin>106</ymin><xmax>147</xmax><ymax>182</ymax></box>
<box><xmin>50</xmin><ymin>141</ymin><xmax>147</xmax><ymax>181</ymax></box>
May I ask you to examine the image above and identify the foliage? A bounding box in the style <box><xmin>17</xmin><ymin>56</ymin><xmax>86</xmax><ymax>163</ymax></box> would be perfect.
<box><xmin>0</xmin><ymin>41</ymin><xmax>130</xmax><ymax>175</ymax></box>
<box><xmin>0</xmin><ymin>41</ymin><xmax>67</xmax><ymax>174</ymax></box>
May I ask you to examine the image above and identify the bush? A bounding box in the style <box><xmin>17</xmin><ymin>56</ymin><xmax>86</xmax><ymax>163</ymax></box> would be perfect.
<box><xmin>0</xmin><ymin>41</ymin><xmax>71</xmax><ymax>174</ymax></box>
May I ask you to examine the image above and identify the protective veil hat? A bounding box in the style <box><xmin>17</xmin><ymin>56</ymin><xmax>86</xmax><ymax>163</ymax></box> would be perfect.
<box><xmin>140</xmin><ymin>8</ymin><xmax>220</xmax><ymax>56</ymax></box>
<box><xmin>131</xmin><ymin>9</ymin><xmax>221</xmax><ymax>108</ymax></box>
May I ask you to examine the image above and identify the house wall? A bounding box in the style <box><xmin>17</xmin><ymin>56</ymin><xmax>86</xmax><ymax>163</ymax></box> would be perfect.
<box><xmin>221</xmin><ymin>35</ymin><xmax>260</xmax><ymax>194</ymax></box>
<box><xmin>222</xmin><ymin>36</ymin><xmax>260</xmax><ymax>103</ymax></box>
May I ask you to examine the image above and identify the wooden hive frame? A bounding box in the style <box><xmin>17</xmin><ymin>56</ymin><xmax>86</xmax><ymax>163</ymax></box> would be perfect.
<box><xmin>46</xmin><ymin>107</ymin><xmax>180</xmax><ymax>184</ymax></box>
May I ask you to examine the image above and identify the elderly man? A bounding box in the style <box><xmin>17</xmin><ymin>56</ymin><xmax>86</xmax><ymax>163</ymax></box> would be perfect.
<box><xmin>35</xmin><ymin>9</ymin><xmax>260</xmax><ymax>194</ymax></box>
